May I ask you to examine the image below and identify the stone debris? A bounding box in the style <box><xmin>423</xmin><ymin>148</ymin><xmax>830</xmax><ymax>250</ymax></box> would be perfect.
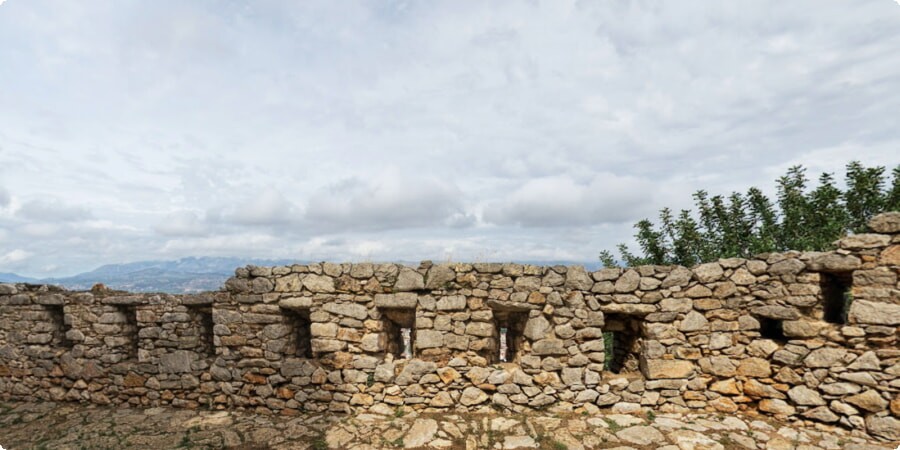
<box><xmin>0</xmin><ymin>401</ymin><xmax>895</xmax><ymax>450</ymax></box>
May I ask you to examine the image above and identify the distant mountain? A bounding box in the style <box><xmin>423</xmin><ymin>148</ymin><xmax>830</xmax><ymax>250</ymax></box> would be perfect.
<box><xmin>0</xmin><ymin>257</ymin><xmax>605</xmax><ymax>294</ymax></box>
<box><xmin>0</xmin><ymin>272</ymin><xmax>38</xmax><ymax>283</ymax></box>
<box><xmin>0</xmin><ymin>257</ymin><xmax>301</xmax><ymax>294</ymax></box>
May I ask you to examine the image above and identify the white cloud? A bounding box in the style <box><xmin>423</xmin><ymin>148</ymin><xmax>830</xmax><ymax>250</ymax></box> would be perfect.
<box><xmin>16</xmin><ymin>199</ymin><xmax>92</xmax><ymax>222</ymax></box>
<box><xmin>0</xmin><ymin>249</ymin><xmax>30</xmax><ymax>264</ymax></box>
<box><xmin>484</xmin><ymin>174</ymin><xmax>655</xmax><ymax>227</ymax></box>
<box><xmin>153</xmin><ymin>210</ymin><xmax>207</xmax><ymax>237</ymax></box>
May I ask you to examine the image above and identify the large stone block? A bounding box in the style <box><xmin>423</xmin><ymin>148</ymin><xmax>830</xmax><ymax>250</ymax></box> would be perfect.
<box><xmin>640</xmin><ymin>359</ymin><xmax>694</xmax><ymax>379</ymax></box>
<box><xmin>848</xmin><ymin>299</ymin><xmax>900</xmax><ymax>325</ymax></box>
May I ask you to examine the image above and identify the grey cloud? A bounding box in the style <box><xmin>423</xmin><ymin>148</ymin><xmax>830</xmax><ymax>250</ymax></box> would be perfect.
<box><xmin>154</xmin><ymin>210</ymin><xmax>208</xmax><ymax>237</ymax></box>
<box><xmin>0</xmin><ymin>187</ymin><xmax>9</xmax><ymax>207</ymax></box>
<box><xmin>483</xmin><ymin>174</ymin><xmax>655</xmax><ymax>227</ymax></box>
<box><xmin>17</xmin><ymin>199</ymin><xmax>92</xmax><ymax>222</ymax></box>
<box><xmin>304</xmin><ymin>175</ymin><xmax>468</xmax><ymax>231</ymax></box>
<box><xmin>223</xmin><ymin>190</ymin><xmax>301</xmax><ymax>227</ymax></box>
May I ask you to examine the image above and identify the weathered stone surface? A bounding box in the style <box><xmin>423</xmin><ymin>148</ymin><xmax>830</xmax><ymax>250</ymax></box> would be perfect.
<box><xmin>848</xmin><ymin>299</ymin><xmax>900</xmax><ymax>325</ymax></box>
<box><xmin>838</xmin><ymin>233</ymin><xmax>891</xmax><ymax>250</ymax></box>
<box><xmin>564</xmin><ymin>266</ymin><xmax>594</xmax><ymax>291</ymax></box>
<box><xmin>159</xmin><ymin>351</ymin><xmax>194</xmax><ymax>374</ymax></box>
<box><xmin>424</xmin><ymin>265</ymin><xmax>456</xmax><ymax>289</ymax></box>
<box><xmin>802</xmin><ymin>348</ymin><xmax>847</xmax><ymax>368</ymax></box>
<box><xmin>866</xmin><ymin>415</ymin><xmax>900</xmax><ymax>441</ymax></box>
<box><xmin>532</xmin><ymin>339</ymin><xmax>567</xmax><ymax>356</ymax></box>
<box><xmin>845</xmin><ymin>390</ymin><xmax>888</xmax><ymax>412</ymax></box>
<box><xmin>640</xmin><ymin>359</ymin><xmax>694</xmax><ymax>379</ymax></box>
<box><xmin>303</xmin><ymin>274</ymin><xmax>335</xmax><ymax>293</ymax></box>
<box><xmin>736</xmin><ymin>358</ymin><xmax>771</xmax><ymax>378</ymax></box>
<box><xmin>868</xmin><ymin>211</ymin><xmax>900</xmax><ymax>233</ymax></box>
<box><xmin>758</xmin><ymin>399</ymin><xmax>795</xmax><ymax>415</ymax></box>
<box><xmin>615</xmin><ymin>270</ymin><xmax>640</xmax><ymax>293</ymax></box>
<box><xmin>692</xmin><ymin>262</ymin><xmax>724</xmax><ymax>283</ymax></box>
<box><xmin>404</xmin><ymin>418</ymin><xmax>438</xmax><ymax>448</ymax></box>
<box><xmin>459</xmin><ymin>387</ymin><xmax>488</xmax><ymax>406</ymax></box>
<box><xmin>616</xmin><ymin>425</ymin><xmax>665</xmax><ymax>446</ymax></box>
<box><xmin>679</xmin><ymin>311</ymin><xmax>708</xmax><ymax>332</ymax></box>
<box><xmin>374</xmin><ymin>293</ymin><xmax>418</xmax><ymax>308</ymax></box>
<box><xmin>751</xmin><ymin>305</ymin><xmax>800</xmax><ymax>320</ymax></box>
<box><xmin>323</xmin><ymin>302</ymin><xmax>368</xmax><ymax>320</ymax></box>
<box><xmin>806</xmin><ymin>253</ymin><xmax>862</xmax><ymax>272</ymax></box>
<box><xmin>394</xmin><ymin>268</ymin><xmax>425</xmax><ymax>291</ymax></box>
<box><xmin>787</xmin><ymin>386</ymin><xmax>825</xmax><ymax>406</ymax></box>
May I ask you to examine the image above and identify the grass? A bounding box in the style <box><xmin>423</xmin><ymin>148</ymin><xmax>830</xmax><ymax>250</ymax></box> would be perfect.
<box><xmin>603</xmin><ymin>417</ymin><xmax>622</xmax><ymax>433</ymax></box>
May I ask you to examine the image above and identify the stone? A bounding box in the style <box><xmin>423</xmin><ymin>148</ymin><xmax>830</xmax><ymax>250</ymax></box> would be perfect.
<box><xmin>845</xmin><ymin>390</ymin><xmax>888</xmax><ymax>412</ymax></box>
<box><xmin>459</xmin><ymin>387</ymin><xmax>488</xmax><ymax>406</ymax></box>
<box><xmin>565</xmin><ymin>266</ymin><xmax>594</xmax><ymax>290</ymax></box>
<box><xmin>667</xmin><ymin>429</ymin><xmax>724</xmax><ymax>450</ymax></box>
<box><xmin>323</xmin><ymin>302</ymin><xmax>368</xmax><ymax>320</ymax></box>
<box><xmin>750</xmin><ymin>305</ymin><xmax>800</xmax><ymax>320</ymax></box>
<box><xmin>159</xmin><ymin>351</ymin><xmax>193</xmax><ymax>374</ymax></box>
<box><xmin>404</xmin><ymin>418</ymin><xmax>438</xmax><ymax>448</ymax></box>
<box><xmin>502</xmin><ymin>435</ymin><xmax>537</xmax><ymax>449</ymax></box>
<box><xmin>868</xmin><ymin>211</ymin><xmax>900</xmax><ymax>233</ymax></box>
<box><xmin>802</xmin><ymin>347</ymin><xmax>847</xmax><ymax>368</ymax></box>
<box><xmin>802</xmin><ymin>406</ymin><xmax>839</xmax><ymax>423</ymax></box>
<box><xmin>436</xmin><ymin>295</ymin><xmax>466</xmax><ymax>310</ymax></box>
<box><xmin>640</xmin><ymin>359</ymin><xmax>694</xmax><ymax>379</ymax></box>
<box><xmin>615</xmin><ymin>270</ymin><xmax>641</xmax><ymax>293</ymax></box>
<box><xmin>425</xmin><ymin>264</ymin><xmax>456</xmax><ymax>289</ymax></box>
<box><xmin>302</xmin><ymin>274</ymin><xmax>335</xmax><ymax>293</ymax></box>
<box><xmin>692</xmin><ymin>262</ymin><xmax>724</xmax><ymax>283</ymax></box>
<box><xmin>737</xmin><ymin>358</ymin><xmax>771</xmax><ymax>378</ymax></box>
<box><xmin>679</xmin><ymin>311</ymin><xmax>709</xmax><ymax>332</ymax></box>
<box><xmin>394</xmin><ymin>268</ymin><xmax>425</xmax><ymax>291</ymax></box>
<box><xmin>866</xmin><ymin>415</ymin><xmax>900</xmax><ymax>441</ymax></box>
<box><xmin>374</xmin><ymin>293</ymin><xmax>417</xmax><ymax>308</ymax></box>
<box><xmin>838</xmin><ymin>233</ymin><xmax>891</xmax><ymax>250</ymax></box>
<box><xmin>278</xmin><ymin>297</ymin><xmax>312</xmax><ymax>309</ymax></box>
<box><xmin>416</xmin><ymin>330</ymin><xmax>443</xmax><ymax>349</ymax></box>
<box><xmin>768</xmin><ymin>258</ymin><xmax>805</xmax><ymax>275</ymax></box>
<box><xmin>532</xmin><ymin>339</ymin><xmax>567</xmax><ymax>355</ymax></box>
<box><xmin>787</xmin><ymin>386</ymin><xmax>825</xmax><ymax>406</ymax></box>
<box><xmin>848</xmin><ymin>300</ymin><xmax>900</xmax><ymax>325</ymax></box>
<box><xmin>616</xmin><ymin>426</ymin><xmax>665</xmax><ymax>446</ymax></box>
<box><xmin>758</xmin><ymin>399</ymin><xmax>795</xmax><ymax>415</ymax></box>
<box><xmin>880</xmin><ymin>245</ymin><xmax>900</xmax><ymax>266</ymax></box>
<box><xmin>806</xmin><ymin>253</ymin><xmax>862</xmax><ymax>272</ymax></box>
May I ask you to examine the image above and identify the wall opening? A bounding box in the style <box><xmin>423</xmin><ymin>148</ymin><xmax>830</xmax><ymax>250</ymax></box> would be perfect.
<box><xmin>758</xmin><ymin>317</ymin><xmax>787</xmax><ymax>342</ymax></box>
<box><xmin>602</xmin><ymin>314</ymin><xmax>641</xmax><ymax>374</ymax></box>
<box><xmin>381</xmin><ymin>309</ymin><xmax>415</xmax><ymax>359</ymax></box>
<box><xmin>113</xmin><ymin>305</ymin><xmax>139</xmax><ymax>359</ymax></box>
<box><xmin>283</xmin><ymin>309</ymin><xmax>313</xmax><ymax>358</ymax></box>
<box><xmin>821</xmin><ymin>272</ymin><xmax>853</xmax><ymax>324</ymax></box>
<box><xmin>45</xmin><ymin>305</ymin><xmax>73</xmax><ymax>348</ymax></box>
<box><xmin>493</xmin><ymin>311</ymin><xmax>528</xmax><ymax>363</ymax></box>
<box><xmin>186</xmin><ymin>305</ymin><xmax>215</xmax><ymax>356</ymax></box>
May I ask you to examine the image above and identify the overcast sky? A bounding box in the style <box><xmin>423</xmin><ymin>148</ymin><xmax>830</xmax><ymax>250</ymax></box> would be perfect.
<box><xmin>1</xmin><ymin>1</ymin><xmax>899</xmax><ymax>277</ymax></box>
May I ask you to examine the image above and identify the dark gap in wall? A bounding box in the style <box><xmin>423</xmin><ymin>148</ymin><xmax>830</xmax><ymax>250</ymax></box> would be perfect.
<box><xmin>283</xmin><ymin>309</ymin><xmax>313</xmax><ymax>358</ymax></box>
<box><xmin>758</xmin><ymin>317</ymin><xmax>787</xmax><ymax>342</ymax></box>
<box><xmin>113</xmin><ymin>305</ymin><xmax>139</xmax><ymax>359</ymax></box>
<box><xmin>493</xmin><ymin>311</ymin><xmax>527</xmax><ymax>363</ymax></box>
<box><xmin>45</xmin><ymin>305</ymin><xmax>73</xmax><ymax>348</ymax></box>
<box><xmin>381</xmin><ymin>309</ymin><xmax>415</xmax><ymax>359</ymax></box>
<box><xmin>187</xmin><ymin>305</ymin><xmax>215</xmax><ymax>356</ymax></box>
<box><xmin>603</xmin><ymin>314</ymin><xmax>641</xmax><ymax>373</ymax></box>
<box><xmin>821</xmin><ymin>272</ymin><xmax>853</xmax><ymax>324</ymax></box>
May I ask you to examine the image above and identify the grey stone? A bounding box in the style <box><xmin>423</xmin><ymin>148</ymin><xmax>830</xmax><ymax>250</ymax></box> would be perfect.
<box><xmin>459</xmin><ymin>387</ymin><xmax>489</xmax><ymax>406</ymax></box>
<box><xmin>692</xmin><ymin>262</ymin><xmax>724</xmax><ymax>283</ymax></box>
<box><xmin>436</xmin><ymin>295</ymin><xmax>466</xmax><ymax>311</ymax></box>
<box><xmin>532</xmin><ymin>339</ymin><xmax>567</xmax><ymax>355</ymax></box>
<box><xmin>787</xmin><ymin>386</ymin><xmax>825</xmax><ymax>406</ymax></box>
<box><xmin>868</xmin><ymin>211</ymin><xmax>900</xmax><ymax>233</ymax></box>
<box><xmin>159</xmin><ymin>350</ymin><xmax>194</xmax><ymax>374</ymax></box>
<box><xmin>374</xmin><ymin>293</ymin><xmax>418</xmax><ymax>308</ymax></box>
<box><xmin>302</xmin><ymin>274</ymin><xmax>335</xmax><ymax>293</ymax></box>
<box><xmin>848</xmin><ymin>299</ymin><xmax>900</xmax><ymax>325</ymax></box>
<box><xmin>322</xmin><ymin>302</ymin><xmax>368</xmax><ymax>320</ymax></box>
<box><xmin>394</xmin><ymin>268</ymin><xmax>425</xmax><ymax>291</ymax></box>
<box><xmin>564</xmin><ymin>266</ymin><xmax>594</xmax><ymax>290</ymax></box>
<box><xmin>679</xmin><ymin>311</ymin><xmax>709</xmax><ymax>332</ymax></box>
<box><xmin>615</xmin><ymin>270</ymin><xmax>641</xmax><ymax>293</ymax></box>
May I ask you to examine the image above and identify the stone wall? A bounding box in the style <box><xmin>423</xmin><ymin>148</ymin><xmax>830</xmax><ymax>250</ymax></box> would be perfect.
<box><xmin>1</xmin><ymin>213</ymin><xmax>899</xmax><ymax>441</ymax></box>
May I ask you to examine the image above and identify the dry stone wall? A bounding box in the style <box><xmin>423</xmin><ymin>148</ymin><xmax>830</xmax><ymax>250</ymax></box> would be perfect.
<box><xmin>1</xmin><ymin>212</ymin><xmax>899</xmax><ymax>441</ymax></box>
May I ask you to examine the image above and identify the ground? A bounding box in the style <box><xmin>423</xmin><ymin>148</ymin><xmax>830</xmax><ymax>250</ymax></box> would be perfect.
<box><xmin>0</xmin><ymin>401</ymin><xmax>895</xmax><ymax>450</ymax></box>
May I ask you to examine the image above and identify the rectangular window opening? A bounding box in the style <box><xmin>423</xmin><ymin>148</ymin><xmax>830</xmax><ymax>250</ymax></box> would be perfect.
<box><xmin>187</xmin><ymin>305</ymin><xmax>215</xmax><ymax>357</ymax></box>
<box><xmin>283</xmin><ymin>309</ymin><xmax>313</xmax><ymax>358</ymax></box>
<box><xmin>113</xmin><ymin>305</ymin><xmax>139</xmax><ymax>359</ymax></box>
<box><xmin>46</xmin><ymin>305</ymin><xmax>73</xmax><ymax>348</ymax></box>
<box><xmin>493</xmin><ymin>311</ymin><xmax>527</xmax><ymax>363</ymax></box>
<box><xmin>381</xmin><ymin>309</ymin><xmax>415</xmax><ymax>359</ymax></box>
<box><xmin>758</xmin><ymin>317</ymin><xmax>787</xmax><ymax>343</ymax></box>
<box><xmin>603</xmin><ymin>314</ymin><xmax>641</xmax><ymax>374</ymax></box>
<box><xmin>821</xmin><ymin>272</ymin><xmax>853</xmax><ymax>324</ymax></box>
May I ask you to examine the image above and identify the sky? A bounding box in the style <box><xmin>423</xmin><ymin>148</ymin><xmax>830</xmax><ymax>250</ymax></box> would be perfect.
<box><xmin>1</xmin><ymin>0</ymin><xmax>899</xmax><ymax>277</ymax></box>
